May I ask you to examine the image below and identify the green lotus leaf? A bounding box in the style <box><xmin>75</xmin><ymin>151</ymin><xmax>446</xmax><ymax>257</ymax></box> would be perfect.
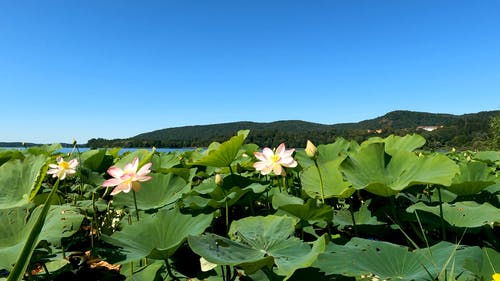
<box><xmin>152</xmin><ymin>152</ymin><xmax>181</xmax><ymax>171</ymax></box>
<box><xmin>271</xmin><ymin>192</ymin><xmax>303</xmax><ymax>209</ymax></box>
<box><xmin>382</xmin><ymin>134</ymin><xmax>426</xmax><ymax>155</ymax></box>
<box><xmin>38</xmin><ymin>205</ymin><xmax>85</xmax><ymax>246</ymax></box>
<box><xmin>189</xmin><ymin>215</ymin><xmax>326</xmax><ymax>280</ymax></box>
<box><xmin>340</xmin><ymin>143</ymin><xmax>459</xmax><ymax>196</ymax></box>
<box><xmin>296</xmin><ymin>138</ymin><xmax>353</xmax><ymax>169</ymax></box>
<box><xmin>0</xmin><ymin>206</ymin><xmax>28</xmax><ymax>270</ymax></box>
<box><xmin>192</xmin><ymin>130</ymin><xmax>249</xmax><ymax>167</ymax></box>
<box><xmin>314</xmin><ymin>237</ymin><xmax>482</xmax><ymax>280</ymax></box>
<box><xmin>0</xmin><ymin>155</ymin><xmax>47</xmax><ymax>208</ymax></box>
<box><xmin>317</xmin><ymin>138</ymin><xmax>353</xmax><ymax>161</ymax></box>
<box><xmin>294</xmin><ymin>150</ymin><xmax>315</xmax><ymax>169</ymax></box>
<box><xmin>181</xmin><ymin>175</ymin><xmax>266</xmax><ymax>210</ymax></box>
<box><xmin>479</xmin><ymin>248</ymin><xmax>500</xmax><ymax>281</ymax></box>
<box><xmin>188</xmin><ymin>233</ymin><xmax>269</xmax><ymax>266</ymax></box>
<box><xmin>428</xmin><ymin>187</ymin><xmax>457</xmax><ymax>203</ymax></box>
<box><xmin>79</xmin><ymin>148</ymin><xmax>107</xmax><ymax>172</ymax></box>
<box><xmin>333</xmin><ymin>199</ymin><xmax>384</xmax><ymax>228</ymax></box>
<box><xmin>362</xmin><ymin>134</ymin><xmax>426</xmax><ymax>156</ymax></box>
<box><xmin>26</xmin><ymin>143</ymin><xmax>62</xmax><ymax>156</ymax></box>
<box><xmin>447</xmin><ymin>161</ymin><xmax>497</xmax><ymax>195</ymax></box>
<box><xmin>121</xmin><ymin>260</ymin><xmax>165</xmax><ymax>281</ymax></box>
<box><xmin>0</xmin><ymin>205</ymin><xmax>84</xmax><ymax>270</ymax></box>
<box><xmin>0</xmin><ymin>149</ymin><xmax>24</xmax><ymax>166</ymax></box>
<box><xmin>112</xmin><ymin>173</ymin><xmax>190</xmax><ymax>211</ymax></box>
<box><xmin>103</xmin><ymin>208</ymin><xmax>212</xmax><ymax>262</ymax></box>
<box><xmin>277</xmin><ymin>199</ymin><xmax>333</xmax><ymax>224</ymax></box>
<box><xmin>113</xmin><ymin>149</ymin><xmax>156</xmax><ymax>171</ymax></box>
<box><xmin>474</xmin><ymin>151</ymin><xmax>500</xmax><ymax>163</ymax></box>
<box><xmin>300</xmin><ymin>156</ymin><xmax>353</xmax><ymax>199</ymax></box>
<box><xmin>406</xmin><ymin>201</ymin><xmax>500</xmax><ymax>228</ymax></box>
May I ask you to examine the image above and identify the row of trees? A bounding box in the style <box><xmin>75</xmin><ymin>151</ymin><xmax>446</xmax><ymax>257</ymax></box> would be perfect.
<box><xmin>86</xmin><ymin>114</ymin><xmax>499</xmax><ymax>150</ymax></box>
<box><xmin>87</xmin><ymin>114</ymin><xmax>500</xmax><ymax>150</ymax></box>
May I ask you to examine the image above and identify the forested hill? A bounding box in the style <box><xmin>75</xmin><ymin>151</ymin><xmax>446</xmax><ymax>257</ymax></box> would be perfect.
<box><xmin>86</xmin><ymin>110</ymin><xmax>499</xmax><ymax>150</ymax></box>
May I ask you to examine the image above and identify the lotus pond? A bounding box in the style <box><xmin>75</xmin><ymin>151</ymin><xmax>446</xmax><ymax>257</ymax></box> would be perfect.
<box><xmin>0</xmin><ymin>131</ymin><xmax>499</xmax><ymax>281</ymax></box>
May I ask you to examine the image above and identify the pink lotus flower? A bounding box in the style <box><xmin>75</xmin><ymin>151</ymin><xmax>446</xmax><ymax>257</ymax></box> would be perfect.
<box><xmin>47</xmin><ymin>156</ymin><xmax>79</xmax><ymax>180</ymax></box>
<box><xmin>102</xmin><ymin>157</ymin><xmax>152</xmax><ymax>196</ymax></box>
<box><xmin>253</xmin><ymin>143</ymin><xmax>297</xmax><ymax>176</ymax></box>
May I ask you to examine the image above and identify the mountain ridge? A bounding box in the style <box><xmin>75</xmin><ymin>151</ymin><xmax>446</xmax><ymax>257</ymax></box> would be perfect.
<box><xmin>86</xmin><ymin>109</ymin><xmax>499</xmax><ymax>149</ymax></box>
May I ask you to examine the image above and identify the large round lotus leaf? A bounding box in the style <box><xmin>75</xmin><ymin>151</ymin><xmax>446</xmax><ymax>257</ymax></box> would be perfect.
<box><xmin>79</xmin><ymin>149</ymin><xmax>106</xmax><ymax>172</ymax></box>
<box><xmin>189</xmin><ymin>215</ymin><xmax>326</xmax><ymax>280</ymax></box>
<box><xmin>479</xmin><ymin>248</ymin><xmax>500</xmax><ymax>280</ymax></box>
<box><xmin>112</xmin><ymin>173</ymin><xmax>190</xmax><ymax>210</ymax></box>
<box><xmin>188</xmin><ymin>233</ymin><xmax>269</xmax><ymax>266</ymax></box>
<box><xmin>0</xmin><ymin>149</ymin><xmax>24</xmax><ymax>166</ymax></box>
<box><xmin>192</xmin><ymin>130</ymin><xmax>248</xmax><ymax>167</ymax></box>
<box><xmin>474</xmin><ymin>151</ymin><xmax>500</xmax><ymax>163</ymax></box>
<box><xmin>26</xmin><ymin>143</ymin><xmax>62</xmax><ymax>156</ymax></box>
<box><xmin>317</xmin><ymin>138</ymin><xmax>353</xmax><ymax>161</ymax></box>
<box><xmin>0</xmin><ymin>155</ymin><xmax>47</xmax><ymax>208</ymax></box>
<box><xmin>361</xmin><ymin>134</ymin><xmax>426</xmax><ymax>156</ymax></box>
<box><xmin>406</xmin><ymin>201</ymin><xmax>500</xmax><ymax>228</ymax></box>
<box><xmin>0</xmin><ymin>206</ymin><xmax>29</xmax><ymax>270</ymax></box>
<box><xmin>0</xmin><ymin>205</ymin><xmax>84</xmax><ymax>270</ymax></box>
<box><xmin>382</xmin><ymin>134</ymin><xmax>426</xmax><ymax>155</ymax></box>
<box><xmin>300</xmin><ymin>156</ymin><xmax>353</xmax><ymax>199</ymax></box>
<box><xmin>447</xmin><ymin>161</ymin><xmax>497</xmax><ymax>195</ymax></box>
<box><xmin>313</xmin><ymin>237</ymin><xmax>482</xmax><ymax>280</ymax></box>
<box><xmin>113</xmin><ymin>149</ymin><xmax>155</xmax><ymax>171</ymax></box>
<box><xmin>271</xmin><ymin>192</ymin><xmax>304</xmax><ymax>209</ymax></box>
<box><xmin>340</xmin><ymin>143</ymin><xmax>459</xmax><ymax>196</ymax></box>
<box><xmin>103</xmin><ymin>208</ymin><xmax>212</xmax><ymax>262</ymax></box>
<box><xmin>296</xmin><ymin>138</ymin><xmax>353</xmax><ymax>170</ymax></box>
<box><xmin>152</xmin><ymin>152</ymin><xmax>181</xmax><ymax>171</ymax></box>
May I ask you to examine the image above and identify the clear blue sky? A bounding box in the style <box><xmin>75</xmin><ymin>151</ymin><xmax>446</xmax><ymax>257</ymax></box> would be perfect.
<box><xmin>1</xmin><ymin>0</ymin><xmax>499</xmax><ymax>144</ymax></box>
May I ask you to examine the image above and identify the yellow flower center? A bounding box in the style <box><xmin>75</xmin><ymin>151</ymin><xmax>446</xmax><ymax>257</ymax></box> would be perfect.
<box><xmin>59</xmin><ymin>161</ymin><xmax>71</xmax><ymax>169</ymax></box>
<box><xmin>271</xmin><ymin>155</ymin><xmax>280</xmax><ymax>163</ymax></box>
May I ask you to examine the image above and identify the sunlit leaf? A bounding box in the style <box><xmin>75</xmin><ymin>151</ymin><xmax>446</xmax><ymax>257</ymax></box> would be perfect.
<box><xmin>192</xmin><ymin>130</ymin><xmax>249</xmax><ymax>167</ymax></box>
<box><xmin>474</xmin><ymin>151</ymin><xmax>500</xmax><ymax>163</ymax></box>
<box><xmin>103</xmin><ymin>208</ymin><xmax>212</xmax><ymax>262</ymax></box>
<box><xmin>447</xmin><ymin>161</ymin><xmax>496</xmax><ymax>195</ymax></box>
<box><xmin>26</xmin><ymin>144</ymin><xmax>62</xmax><ymax>156</ymax></box>
<box><xmin>301</xmin><ymin>156</ymin><xmax>353</xmax><ymax>199</ymax></box>
<box><xmin>112</xmin><ymin>173</ymin><xmax>190</xmax><ymax>211</ymax></box>
<box><xmin>406</xmin><ymin>201</ymin><xmax>500</xmax><ymax>228</ymax></box>
<box><xmin>79</xmin><ymin>149</ymin><xmax>107</xmax><ymax>172</ymax></box>
<box><xmin>0</xmin><ymin>204</ymin><xmax>83</xmax><ymax>272</ymax></box>
<box><xmin>189</xmin><ymin>215</ymin><xmax>326</xmax><ymax>280</ymax></box>
<box><xmin>314</xmin><ymin>237</ymin><xmax>482</xmax><ymax>280</ymax></box>
<box><xmin>0</xmin><ymin>155</ymin><xmax>47</xmax><ymax>208</ymax></box>
<box><xmin>340</xmin><ymin>143</ymin><xmax>459</xmax><ymax>196</ymax></box>
<box><xmin>0</xmin><ymin>150</ymin><xmax>24</xmax><ymax>166</ymax></box>
<box><xmin>152</xmin><ymin>152</ymin><xmax>181</xmax><ymax>171</ymax></box>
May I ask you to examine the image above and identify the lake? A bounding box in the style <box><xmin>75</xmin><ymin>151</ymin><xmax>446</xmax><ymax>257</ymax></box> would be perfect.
<box><xmin>0</xmin><ymin>147</ymin><xmax>195</xmax><ymax>154</ymax></box>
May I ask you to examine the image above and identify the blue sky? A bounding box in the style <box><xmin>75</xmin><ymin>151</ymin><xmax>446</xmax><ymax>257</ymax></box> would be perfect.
<box><xmin>1</xmin><ymin>1</ymin><xmax>499</xmax><ymax>143</ymax></box>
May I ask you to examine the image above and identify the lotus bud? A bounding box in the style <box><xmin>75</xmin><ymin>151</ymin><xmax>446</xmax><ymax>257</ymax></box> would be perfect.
<box><xmin>305</xmin><ymin>140</ymin><xmax>318</xmax><ymax>159</ymax></box>
<box><xmin>215</xmin><ymin>174</ymin><xmax>223</xmax><ymax>186</ymax></box>
<box><xmin>72</xmin><ymin>138</ymin><xmax>77</xmax><ymax>146</ymax></box>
